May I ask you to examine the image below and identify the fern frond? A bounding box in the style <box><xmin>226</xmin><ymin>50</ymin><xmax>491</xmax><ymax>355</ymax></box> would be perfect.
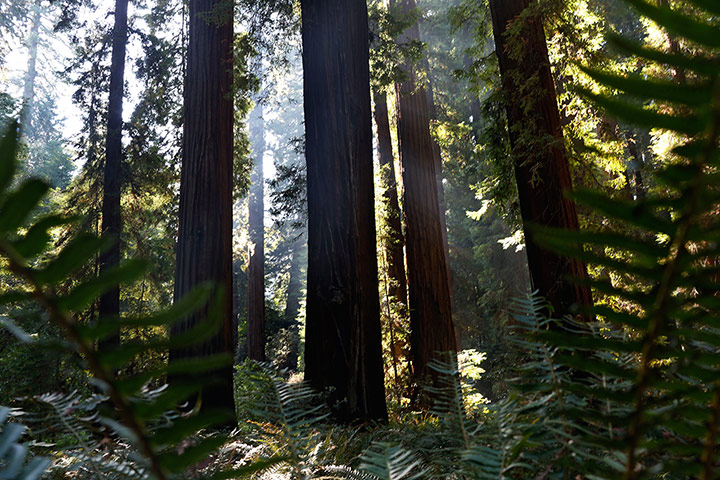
<box><xmin>530</xmin><ymin>1</ymin><xmax>720</xmax><ymax>477</ymax></box>
<box><xmin>0</xmin><ymin>122</ymin><xmax>235</xmax><ymax>479</ymax></box>
<box><xmin>0</xmin><ymin>406</ymin><xmax>50</xmax><ymax>480</ymax></box>
<box><xmin>356</xmin><ymin>443</ymin><xmax>425</xmax><ymax>480</ymax></box>
<box><xmin>232</xmin><ymin>361</ymin><xmax>331</xmax><ymax>478</ymax></box>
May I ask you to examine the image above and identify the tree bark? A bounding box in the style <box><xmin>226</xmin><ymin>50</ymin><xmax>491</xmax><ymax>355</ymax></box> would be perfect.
<box><xmin>423</xmin><ymin>72</ymin><xmax>455</xmax><ymax>316</ymax></box>
<box><xmin>393</xmin><ymin>0</ymin><xmax>457</xmax><ymax>388</ymax></box>
<box><xmin>171</xmin><ymin>0</ymin><xmax>235</xmax><ymax>412</ymax></box>
<box><xmin>247</xmin><ymin>102</ymin><xmax>265</xmax><ymax>361</ymax></box>
<box><xmin>489</xmin><ymin>0</ymin><xmax>592</xmax><ymax>318</ymax></box>
<box><xmin>301</xmin><ymin>0</ymin><xmax>387</xmax><ymax>422</ymax></box>
<box><xmin>19</xmin><ymin>2</ymin><xmax>41</xmax><ymax>136</ymax></box>
<box><xmin>373</xmin><ymin>90</ymin><xmax>408</xmax><ymax>315</ymax></box>
<box><xmin>98</xmin><ymin>0</ymin><xmax>129</xmax><ymax>349</ymax></box>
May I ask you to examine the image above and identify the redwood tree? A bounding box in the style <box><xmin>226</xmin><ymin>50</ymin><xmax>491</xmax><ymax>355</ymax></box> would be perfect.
<box><xmin>171</xmin><ymin>0</ymin><xmax>235</xmax><ymax>411</ymax></box>
<box><xmin>281</xmin><ymin>234</ymin><xmax>305</xmax><ymax>371</ymax></box>
<box><xmin>489</xmin><ymin>0</ymin><xmax>592</xmax><ymax>317</ymax></box>
<box><xmin>247</xmin><ymin>102</ymin><xmax>265</xmax><ymax>361</ymax></box>
<box><xmin>393</xmin><ymin>0</ymin><xmax>457</xmax><ymax>386</ymax></box>
<box><xmin>373</xmin><ymin>90</ymin><xmax>408</xmax><ymax>316</ymax></box>
<box><xmin>98</xmin><ymin>0</ymin><xmax>129</xmax><ymax>348</ymax></box>
<box><xmin>19</xmin><ymin>3</ymin><xmax>41</xmax><ymax>135</ymax></box>
<box><xmin>301</xmin><ymin>0</ymin><xmax>387</xmax><ymax>421</ymax></box>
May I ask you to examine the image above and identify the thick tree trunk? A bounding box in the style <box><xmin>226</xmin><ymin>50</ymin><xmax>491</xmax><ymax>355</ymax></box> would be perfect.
<box><xmin>373</xmin><ymin>90</ymin><xmax>408</xmax><ymax>314</ymax></box>
<box><xmin>98</xmin><ymin>0</ymin><xmax>129</xmax><ymax>349</ymax></box>
<box><xmin>19</xmin><ymin>3</ymin><xmax>41</xmax><ymax>136</ymax></box>
<box><xmin>392</xmin><ymin>0</ymin><xmax>457</xmax><ymax>388</ymax></box>
<box><xmin>301</xmin><ymin>0</ymin><xmax>387</xmax><ymax>422</ymax></box>
<box><xmin>423</xmin><ymin>74</ymin><xmax>455</xmax><ymax>316</ymax></box>
<box><xmin>489</xmin><ymin>0</ymin><xmax>592</xmax><ymax>317</ymax></box>
<box><xmin>424</xmin><ymin>75</ymin><xmax>450</xmax><ymax>260</ymax></box>
<box><xmin>171</xmin><ymin>0</ymin><xmax>235</xmax><ymax>412</ymax></box>
<box><xmin>247</xmin><ymin>103</ymin><xmax>265</xmax><ymax>361</ymax></box>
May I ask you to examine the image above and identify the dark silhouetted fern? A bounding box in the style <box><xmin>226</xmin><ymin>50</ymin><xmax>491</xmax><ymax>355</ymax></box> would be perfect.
<box><xmin>0</xmin><ymin>407</ymin><xmax>50</xmax><ymax>480</ymax></box>
<box><xmin>0</xmin><ymin>122</ymin><xmax>245</xmax><ymax>479</ymax></box>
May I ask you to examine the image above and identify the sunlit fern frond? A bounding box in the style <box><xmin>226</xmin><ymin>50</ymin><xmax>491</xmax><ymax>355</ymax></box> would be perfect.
<box><xmin>234</xmin><ymin>361</ymin><xmax>330</xmax><ymax>479</ymax></box>
<box><xmin>354</xmin><ymin>443</ymin><xmax>425</xmax><ymax>480</ymax></box>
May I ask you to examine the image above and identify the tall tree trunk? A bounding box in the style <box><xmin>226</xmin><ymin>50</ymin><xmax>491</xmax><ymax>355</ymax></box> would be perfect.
<box><xmin>98</xmin><ymin>0</ymin><xmax>129</xmax><ymax>349</ymax></box>
<box><xmin>393</xmin><ymin>0</ymin><xmax>457</xmax><ymax>388</ymax></box>
<box><xmin>373</xmin><ymin>90</ymin><xmax>408</xmax><ymax>315</ymax></box>
<box><xmin>489</xmin><ymin>0</ymin><xmax>592</xmax><ymax>317</ymax></box>
<box><xmin>247</xmin><ymin>103</ymin><xmax>265</xmax><ymax>361</ymax></box>
<box><xmin>171</xmin><ymin>0</ymin><xmax>235</xmax><ymax>412</ymax></box>
<box><xmin>283</xmin><ymin>233</ymin><xmax>305</xmax><ymax>371</ymax></box>
<box><xmin>423</xmin><ymin>72</ymin><xmax>454</xmax><ymax>315</ymax></box>
<box><xmin>20</xmin><ymin>2</ymin><xmax>41</xmax><ymax>136</ymax></box>
<box><xmin>374</xmin><ymin>89</ymin><xmax>409</xmax><ymax>400</ymax></box>
<box><xmin>301</xmin><ymin>0</ymin><xmax>387</xmax><ymax>422</ymax></box>
<box><xmin>658</xmin><ymin>0</ymin><xmax>686</xmax><ymax>85</ymax></box>
<box><xmin>423</xmin><ymin>72</ymin><xmax>449</xmax><ymax>262</ymax></box>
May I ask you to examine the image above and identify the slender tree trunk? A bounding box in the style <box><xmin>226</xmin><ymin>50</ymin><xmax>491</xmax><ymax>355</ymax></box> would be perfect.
<box><xmin>247</xmin><ymin>103</ymin><xmax>265</xmax><ymax>361</ymax></box>
<box><xmin>284</xmin><ymin>235</ymin><xmax>305</xmax><ymax>327</ymax></box>
<box><xmin>301</xmin><ymin>0</ymin><xmax>387</xmax><ymax>422</ymax></box>
<box><xmin>20</xmin><ymin>3</ymin><xmax>41</xmax><ymax>136</ymax></box>
<box><xmin>373</xmin><ymin>90</ymin><xmax>408</xmax><ymax>314</ymax></box>
<box><xmin>283</xmin><ymin>234</ymin><xmax>305</xmax><ymax>371</ymax></box>
<box><xmin>625</xmin><ymin>133</ymin><xmax>646</xmax><ymax>202</ymax></box>
<box><xmin>392</xmin><ymin>0</ymin><xmax>457</xmax><ymax>388</ymax></box>
<box><xmin>171</xmin><ymin>0</ymin><xmax>235</xmax><ymax>412</ymax></box>
<box><xmin>98</xmin><ymin>0</ymin><xmax>129</xmax><ymax>349</ymax></box>
<box><xmin>489</xmin><ymin>0</ymin><xmax>592</xmax><ymax>317</ymax></box>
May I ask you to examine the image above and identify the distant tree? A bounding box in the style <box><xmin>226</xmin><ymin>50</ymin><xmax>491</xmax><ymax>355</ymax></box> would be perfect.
<box><xmin>373</xmin><ymin>89</ymin><xmax>409</xmax><ymax>385</ymax></box>
<box><xmin>265</xmin><ymin>58</ymin><xmax>307</xmax><ymax>371</ymax></box>
<box><xmin>391</xmin><ymin>0</ymin><xmax>457</xmax><ymax>389</ymax></box>
<box><xmin>171</xmin><ymin>0</ymin><xmax>235</xmax><ymax>412</ymax></box>
<box><xmin>281</xmin><ymin>233</ymin><xmax>304</xmax><ymax>369</ymax></box>
<box><xmin>19</xmin><ymin>3</ymin><xmax>41</xmax><ymax>135</ymax></box>
<box><xmin>98</xmin><ymin>0</ymin><xmax>129</xmax><ymax>348</ymax></box>
<box><xmin>247</xmin><ymin>102</ymin><xmax>266</xmax><ymax>361</ymax></box>
<box><xmin>12</xmin><ymin>1</ymin><xmax>73</xmax><ymax>189</ymax></box>
<box><xmin>301</xmin><ymin>0</ymin><xmax>387</xmax><ymax>421</ymax></box>
<box><xmin>489</xmin><ymin>0</ymin><xmax>592</xmax><ymax>317</ymax></box>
